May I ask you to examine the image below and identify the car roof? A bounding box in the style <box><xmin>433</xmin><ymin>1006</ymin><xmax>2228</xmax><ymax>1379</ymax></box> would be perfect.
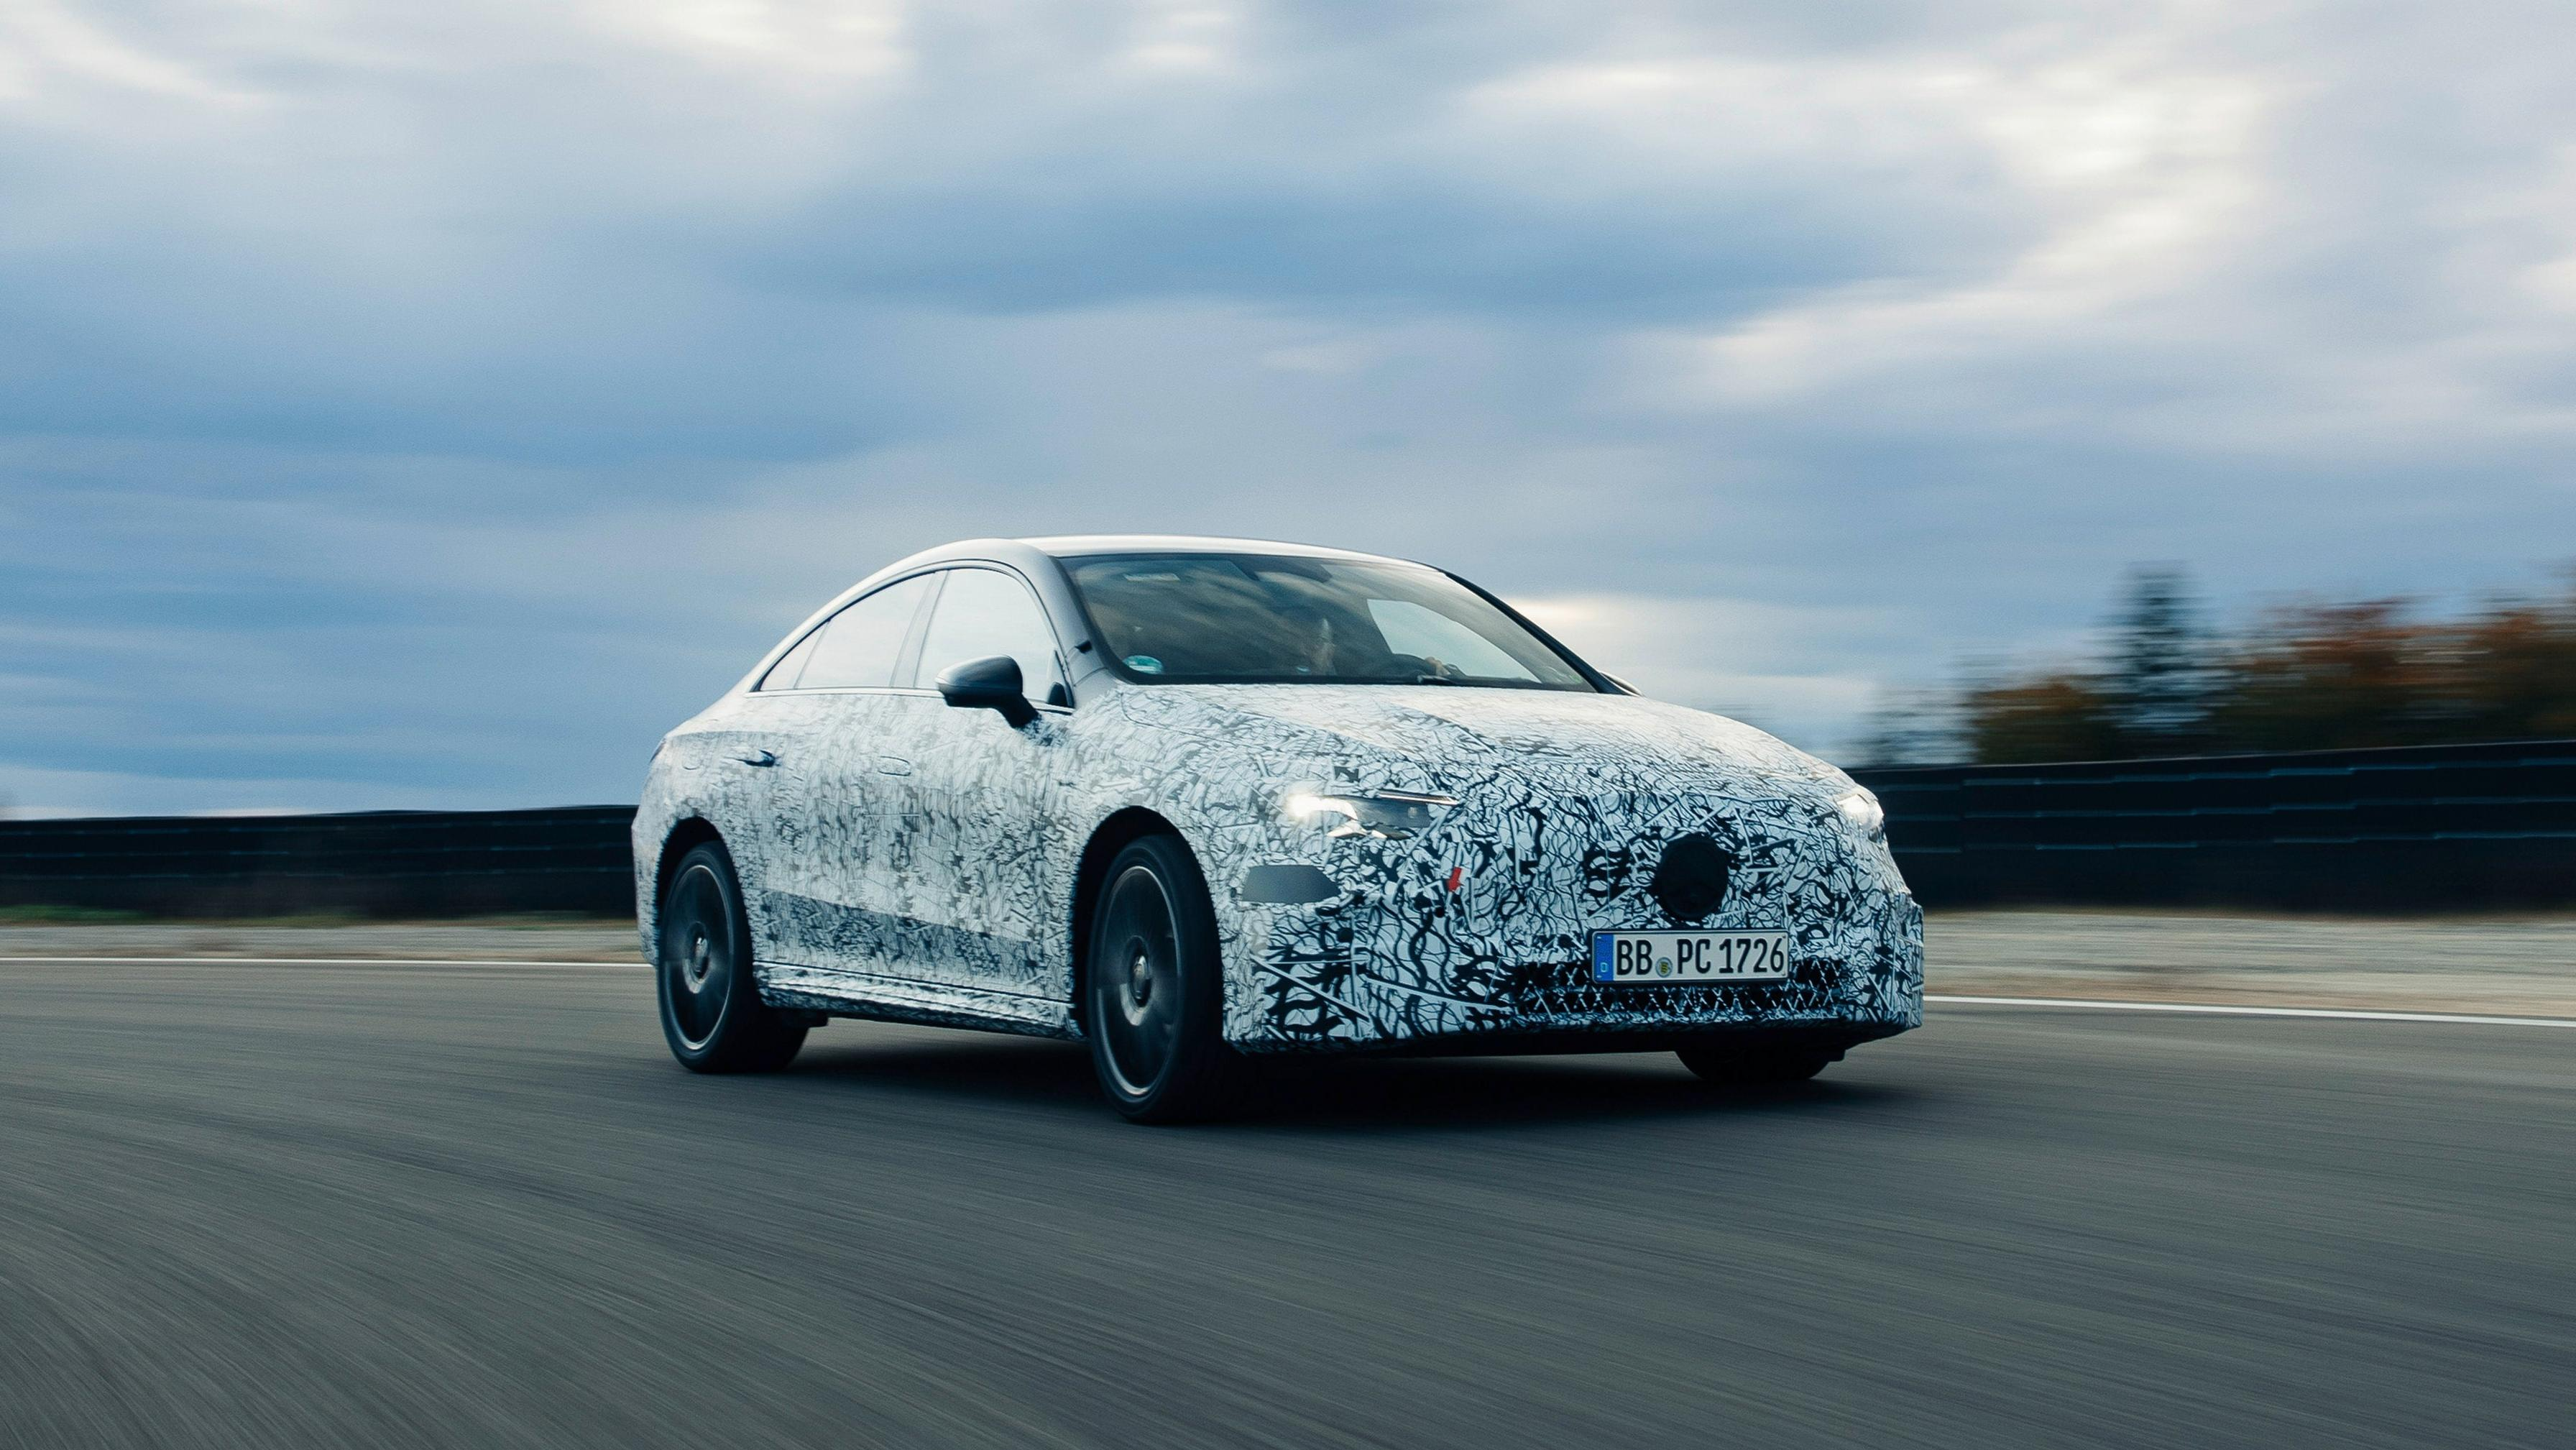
<box><xmin>1018</xmin><ymin>534</ymin><xmax>1427</xmax><ymax>567</ymax></box>
<box><xmin>726</xmin><ymin>534</ymin><xmax>1610</xmax><ymax>699</ymax></box>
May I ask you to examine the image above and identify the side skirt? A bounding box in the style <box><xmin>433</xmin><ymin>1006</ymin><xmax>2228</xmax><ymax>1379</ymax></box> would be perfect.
<box><xmin>758</xmin><ymin>959</ymin><xmax>1080</xmax><ymax>1040</ymax></box>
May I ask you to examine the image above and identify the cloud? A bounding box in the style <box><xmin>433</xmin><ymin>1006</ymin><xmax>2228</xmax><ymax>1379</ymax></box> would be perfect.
<box><xmin>1514</xmin><ymin>593</ymin><xmax>1896</xmax><ymax>747</ymax></box>
<box><xmin>4</xmin><ymin>0</ymin><xmax>2576</xmax><ymax>812</ymax></box>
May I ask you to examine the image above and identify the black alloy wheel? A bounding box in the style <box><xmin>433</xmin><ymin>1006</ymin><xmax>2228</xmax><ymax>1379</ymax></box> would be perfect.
<box><xmin>1674</xmin><ymin>1040</ymin><xmax>1834</xmax><ymax>1086</ymax></box>
<box><xmin>1085</xmin><ymin>835</ymin><xmax>1250</xmax><ymax>1123</ymax></box>
<box><xmin>658</xmin><ymin>840</ymin><xmax>807</xmax><ymax>1073</ymax></box>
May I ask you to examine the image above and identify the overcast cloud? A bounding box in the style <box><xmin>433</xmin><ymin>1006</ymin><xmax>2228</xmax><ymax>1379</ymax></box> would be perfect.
<box><xmin>4</xmin><ymin>0</ymin><xmax>2573</xmax><ymax>814</ymax></box>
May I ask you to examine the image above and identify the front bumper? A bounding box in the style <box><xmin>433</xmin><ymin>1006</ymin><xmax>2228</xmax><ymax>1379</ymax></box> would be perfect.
<box><xmin>1223</xmin><ymin>866</ymin><xmax>1925</xmax><ymax>1054</ymax></box>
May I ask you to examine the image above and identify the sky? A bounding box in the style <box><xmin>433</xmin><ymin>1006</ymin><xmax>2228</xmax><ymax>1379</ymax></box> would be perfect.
<box><xmin>3</xmin><ymin>0</ymin><xmax>2573</xmax><ymax>815</ymax></box>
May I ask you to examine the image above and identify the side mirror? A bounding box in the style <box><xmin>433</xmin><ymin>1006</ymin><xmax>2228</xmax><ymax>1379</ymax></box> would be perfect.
<box><xmin>934</xmin><ymin>655</ymin><xmax>1038</xmax><ymax>728</ymax></box>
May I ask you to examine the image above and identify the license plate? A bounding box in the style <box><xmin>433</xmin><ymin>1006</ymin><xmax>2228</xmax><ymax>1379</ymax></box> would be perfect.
<box><xmin>1591</xmin><ymin>929</ymin><xmax>1790</xmax><ymax>984</ymax></box>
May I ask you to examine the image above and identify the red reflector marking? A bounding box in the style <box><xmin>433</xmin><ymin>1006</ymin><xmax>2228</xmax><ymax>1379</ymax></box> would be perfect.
<box><xmin>1445</xmin><ymin>866</ymin><xmax>1463</xmax><ymax>892</ymax></box>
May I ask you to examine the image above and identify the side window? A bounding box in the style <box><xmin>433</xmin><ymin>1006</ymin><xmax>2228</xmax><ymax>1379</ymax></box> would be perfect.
<box><xmin>909</xmin><ymin>568</ymin><xmax>1065</xmax><ymax>702</ymax></box>
<box><xmin>758</xmin><ymin>627</ymin><xmax>824</xmax><ymax>691</ymax></box>
<box><xmin>786</xmin><ymin>574</ymin><xmax>935</xmax><ymax>690</ymax></box>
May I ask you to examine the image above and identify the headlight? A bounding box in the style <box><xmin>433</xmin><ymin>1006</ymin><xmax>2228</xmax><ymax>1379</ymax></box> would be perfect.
<box><xmin>1283</xmin><ymin>789</ymin><xmax>1458</xmax><ymax>840</ymax></box>
<box><xmin>1834</xmin><ymin>786</ymin><xmax>1885</xmax><ymax>842</ymax></box>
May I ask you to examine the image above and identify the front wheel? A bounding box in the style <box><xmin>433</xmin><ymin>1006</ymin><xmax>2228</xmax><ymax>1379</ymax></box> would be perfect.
<box><xmin>1675</xmin><ymin>1041</ymin><xmax>1834</xmax><ymax>1086</ymax></box>
<box><xmin>658</xmin><ymin>840</ymin><xmax>806</xmax><ymax>1073</ymax></box>
<box><xmin>1084</xmin><ymin>835</ymin><xmax>1251</xmax><ymax>1123</ymax></box>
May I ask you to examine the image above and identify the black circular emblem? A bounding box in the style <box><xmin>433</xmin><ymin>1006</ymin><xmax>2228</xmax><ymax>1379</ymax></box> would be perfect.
<box><xmin>1648</xmin><ymin>833</ymin><xmax>1734</xmax><ymax>924</ymax></box>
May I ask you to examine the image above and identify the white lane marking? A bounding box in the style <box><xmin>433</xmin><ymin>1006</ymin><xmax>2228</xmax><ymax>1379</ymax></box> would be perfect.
<box><xmin>0</xmin><ymin>955</ymin><xmax>639</xmax><ymax>968</ymax></box>
<box><xmin>1931</xmin><ymin>994</ymin><xmax>2576</xmax><ymax>1029</ymax></box>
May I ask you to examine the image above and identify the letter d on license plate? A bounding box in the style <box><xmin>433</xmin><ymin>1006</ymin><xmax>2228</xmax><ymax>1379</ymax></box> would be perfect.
<box><xmin>1591</xmin><ymin>929</ymin><xmax>1790</xmax><ymax>984</ymax></box>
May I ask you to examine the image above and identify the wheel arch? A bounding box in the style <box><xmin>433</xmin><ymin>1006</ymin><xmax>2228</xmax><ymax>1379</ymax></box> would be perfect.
<box><xmin>649</xmin><ymin>816</ymin><xmax>727</xmax><ymax>937</ymax></box>
<box><xmin>1069</xmin><ymin>807</ymin><xmax>1194</xmax><ymax>1034</ymax></box>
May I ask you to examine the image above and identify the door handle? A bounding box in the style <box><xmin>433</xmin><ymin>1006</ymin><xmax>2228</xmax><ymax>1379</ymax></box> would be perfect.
<box><xmin>876</xmin><ymin>756</ymin><xmax>913</xmax><ymax>776</ymax></box>
<box><xmin>735</xmin><ymin>750</ymin><xmax>779</xmax><ymax>768</ymax></box>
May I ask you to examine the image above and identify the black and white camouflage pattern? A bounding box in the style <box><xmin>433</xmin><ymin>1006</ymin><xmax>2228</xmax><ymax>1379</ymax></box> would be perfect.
<box><xmin>635</xmin><ymin>670</ymin><xmax>1923</xmax><ymax>1055</ymax></box>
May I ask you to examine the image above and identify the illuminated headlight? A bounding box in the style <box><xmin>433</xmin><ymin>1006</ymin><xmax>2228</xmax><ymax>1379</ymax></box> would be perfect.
<box><xmin>1834</xmin><ymin>786</ymin><xmax>1885</xmax><ymax>842</ymax></box>
<box><xmin>1283</xmin><ymin>789</ymin><xmax>1458</xmax><ymax>840</ymax></box>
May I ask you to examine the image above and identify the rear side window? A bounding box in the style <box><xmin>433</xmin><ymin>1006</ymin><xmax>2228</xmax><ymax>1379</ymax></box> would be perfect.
<box><xmin>759</xmin><ymin>628</ymin><xmax>824</xmax><ymax>691</ymax></box>
<box><xmin>764</xmin><ymin>574</ymin><xmax>934</xmax><ymax>690</ymax></box>
<box><xmin>908</xmin><ymin>568</ymin><xmax>1065</xmax><ymax>701</ymax></box>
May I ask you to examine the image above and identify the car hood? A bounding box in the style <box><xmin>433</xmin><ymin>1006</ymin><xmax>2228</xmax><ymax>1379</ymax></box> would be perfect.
<box><xmin>1109</xmin><ymin>683</ymin><xmax>1851</xmax><ymax>797</ymax></box>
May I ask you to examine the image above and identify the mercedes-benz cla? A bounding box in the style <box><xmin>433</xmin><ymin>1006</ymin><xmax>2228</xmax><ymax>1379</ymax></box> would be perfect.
<box><xmin>637</xmin><ymin>536</ymin><xmax>1921</xmax><ymax>1121</ymax></box>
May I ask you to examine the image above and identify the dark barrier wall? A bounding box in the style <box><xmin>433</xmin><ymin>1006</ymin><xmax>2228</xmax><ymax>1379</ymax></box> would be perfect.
<box><xmin>5</xmin><ymin>738</ymin><xmax>2573</xmax><ymax>917</ymax></box>
<box><xmin>0</xmin><ymin>807</ymin><xmax>638</xmax><ymax>918</ymax></box>
<box><xmin>1853</xmin><ymin>738</ymin><xmax>2576</xmax><ymax>912</ymax></box>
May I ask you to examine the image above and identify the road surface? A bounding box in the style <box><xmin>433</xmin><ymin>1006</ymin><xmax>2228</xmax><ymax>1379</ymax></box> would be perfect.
<box><xmin>2</xmin><ymin>956</ymin><xmax>2569</xmax><ymax>1448</ymax></box>
<box><xmin>14</xmin><ymin>912</ymin><xmax>2575</xmax><ymax>1014</ymax></box>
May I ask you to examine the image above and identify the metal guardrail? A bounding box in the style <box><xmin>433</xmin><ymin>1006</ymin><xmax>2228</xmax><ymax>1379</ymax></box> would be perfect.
<box><xmin>0</xmin><ymin>807</ymin><xmax>637</xmax><ymax>918</ymax></box>
<box><xmin>1851</xmin><ymin>738</ymin><xmax>2576</xmax><ymax>910</ymax></box>
<box><xmin>3</xmin><ymin>738</ymin><xmax>2571</xmax><ymax>917</ymax></box>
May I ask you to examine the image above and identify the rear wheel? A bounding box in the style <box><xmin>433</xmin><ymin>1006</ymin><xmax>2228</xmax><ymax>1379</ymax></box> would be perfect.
<box><xmin>658</xmin><ymin>840</ymin><xmax>806</xmax><ymax>1073</ymax></box>
<box><xmin>1675</xmin><ymin>1041</ymin><xmax>1834</xmax><ymax>1086</ymax></box>
<box><xmin>1085</xmin><ymin>835</ymin><xmax>1249</xmax><ymax>1123</ymax></box>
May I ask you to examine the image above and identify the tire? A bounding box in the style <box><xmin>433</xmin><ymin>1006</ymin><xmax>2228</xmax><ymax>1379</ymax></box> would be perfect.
<box><xmin>657</xmin><ymin>840</ymin><xmax>807</xmax><ymax>1073</ymax></box>
<box><xmin>1674</xmin><ymin>1041</ymin><xmax>1834</xmax><ymax>1086</ymax></box>
<box><xmin>1083</xmin><ymin>835</ymin><xmax>1251</xmax><ymax>1123</ymax></box>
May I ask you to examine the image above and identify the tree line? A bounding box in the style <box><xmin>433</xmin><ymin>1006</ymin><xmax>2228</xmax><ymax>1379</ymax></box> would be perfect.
<box><xmin>1861</xmin><ymin>568</ymin><xmax>2576</xmax><ymax>765</ymax></box>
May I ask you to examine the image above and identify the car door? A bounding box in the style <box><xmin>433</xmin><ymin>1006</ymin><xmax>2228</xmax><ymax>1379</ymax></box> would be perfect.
<box><xmin>873</xmin><ymin>565</ymin><xmax>1076</xmax><ymax>998</ymax></box>
<box><xmin>746</xmin><ymin>572</ymin><xmax>937</xmax><ymax>978</ymax></box>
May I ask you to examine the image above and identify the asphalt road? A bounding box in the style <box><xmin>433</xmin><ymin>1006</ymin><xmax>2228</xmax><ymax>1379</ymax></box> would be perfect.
<box><xmin>3</xmin><ymin>959</ymin><xmax>2570</xmax><ymax>1449</ymax></box>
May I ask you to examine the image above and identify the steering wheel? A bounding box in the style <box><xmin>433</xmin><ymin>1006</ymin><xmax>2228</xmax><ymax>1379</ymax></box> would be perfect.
<box><xmin>1389</xmin><ymin>653</ymin><xmax>1467</xmax><ymax>683</ymax></box>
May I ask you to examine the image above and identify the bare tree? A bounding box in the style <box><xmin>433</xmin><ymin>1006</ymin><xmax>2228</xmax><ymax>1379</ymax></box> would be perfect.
<box><xmin>2106</xmin><ymin>565</ymin><xmax>2215</xmax><ymax>753</ymax></box>
<box><xmin>1849</xmin><ymin>685</ymin><xmax>1966</xmax><ymax>767</ymax></box>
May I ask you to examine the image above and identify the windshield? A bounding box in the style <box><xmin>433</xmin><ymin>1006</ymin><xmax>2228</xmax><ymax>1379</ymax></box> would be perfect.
<box><xmin>1062</xmin><ymin>553</ymin><xmax>1598</xmax><ymax>690</ymax></box>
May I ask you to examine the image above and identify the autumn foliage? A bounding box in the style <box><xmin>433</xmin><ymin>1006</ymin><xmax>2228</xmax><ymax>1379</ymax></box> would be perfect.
<box><xmin>1936</xmin><ymin>572</ymin><xmax>2576</xmax><ymax>765</ymax></box>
